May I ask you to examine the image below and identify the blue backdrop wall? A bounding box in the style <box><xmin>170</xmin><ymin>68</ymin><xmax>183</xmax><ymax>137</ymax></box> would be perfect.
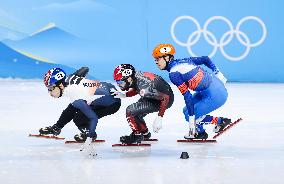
<box><xmin>0</xmin><ymin>0</ymin><xmax>282</xmax><ymax>82</ymax></box>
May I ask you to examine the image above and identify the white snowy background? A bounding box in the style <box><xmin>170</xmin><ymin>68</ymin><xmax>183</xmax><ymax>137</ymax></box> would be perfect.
<box><xmin>0</xmin><ymin>80</ymin><xmax>283</xmax><ymax>184</ymax></box>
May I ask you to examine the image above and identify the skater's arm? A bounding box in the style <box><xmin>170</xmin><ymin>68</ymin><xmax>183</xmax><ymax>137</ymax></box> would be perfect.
<box><xmin>188</xmin><ymin>56</ymin><xmax>218</xmax><ymax>73</ymax></box>
<box><xmin>65</xmin><ymin>67</ymin><xmax>89</xmax><ymax>85</ymax></box>
<box><xmin>71</xmin><ymin>67</ymin><xmax>89</xmax><ymax>77</ymax></box>
<box><xmin>169</xmin><ymin>72</ymin><xmax>194</xmax><ymax>116</ymax></box>
<box><xmin>126</xmin><ymin>88</ymin><xmax>138</xmax><ymax>97</ymax></box>
<box><xmin>189</xmin><ymin>56</ymin><xmax>227</xmax><ymax>83</ymax></box>
<box><xmin>142</xmin><ymin>87</ymin><xmax>170</xmax><ymax>117</ymax></box>
<box><xmin>72</xmin><ymin>99</ymin><xmax>98</xmax><ymax>138</ymax></box>
<box><xmin>157</xmin><ymin>93</ymin><xmax>170</xmax><ymax>117</ymax></box>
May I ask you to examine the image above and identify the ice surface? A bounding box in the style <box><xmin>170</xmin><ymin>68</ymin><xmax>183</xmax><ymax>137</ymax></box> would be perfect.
<box><xmin>0</xmin><ymin>80</ymin><xmax>283</xmax><ymax>184</ymax></box>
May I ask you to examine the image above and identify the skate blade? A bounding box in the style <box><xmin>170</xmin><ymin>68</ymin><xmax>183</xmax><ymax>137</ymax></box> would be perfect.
<box><xmin>112</xmin><ymin>143</ymin><xmax>151</xmax><ymax>147</ymax></box>
<box><xmin>142</xmin><ymin>138</ymin><xmax>158</xmax><ymax>142</ymax></box>
<box><xmin>28</xmin><ymin>134</ymin><xmax>65</xmax><ymax>140</ymax></box>
<box><xmin>177</xmin><ymin>139</ymin><xmax>217</xmax><ymax>143</ymax></box>
<box><xmin>213</xmin><ymin>118</ymin><xmax>243</xmax><ymax>139</ymax></box>
<box><xmin>65</xmin><ymin>140</ymin><xmax>105</xmax><ymax>144</ymax></box>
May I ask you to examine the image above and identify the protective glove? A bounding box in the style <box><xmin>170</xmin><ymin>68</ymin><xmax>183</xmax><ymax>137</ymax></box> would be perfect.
<box><xmin>215</xmin><ymin>70</ymin><xmax>227</xmax><ymax>84</ymax></box>
<box><xmin>110</xmin><ymin>88</ymin><xmax>126</xmax><ymax>98</ymax></box>
<box><xmin>184</xmin><ymin>115</ymin><xmax>196</xmax><ymax>139</ymax></box>
<box><xmin>72</xmin><ymin>67</ymin><xmax>89</xmax><ymax>77</ymax></box>
<box><xmin>153</xmin><ymin>116</ymin><xmax>163</xmax><ymax>133</ymax></box>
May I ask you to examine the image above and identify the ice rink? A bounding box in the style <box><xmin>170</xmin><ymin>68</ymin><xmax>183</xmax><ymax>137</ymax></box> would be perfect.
<box><xmin>0</xmin><ymin>80</ymin><xmax>283</xmax><ymax>184</ymax></box>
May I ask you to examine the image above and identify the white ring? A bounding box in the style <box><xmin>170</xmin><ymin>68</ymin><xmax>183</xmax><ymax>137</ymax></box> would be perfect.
<box><xmin>170</xmin><ymin>15</ymin><xmax>202</xmax><ymax>47</ymax></box>
<box><xmin>170</xmin><ymin>16</ymin><xmax>267</xmax><ymax>61</ymax></box>
<box><xmin>236</xmin><ymin>16</ymin><xmax>267</xmax><ymax>47</ymax></box>
<box><xmin>220</xmin><ymin>30</ymin><xmax>251</xmax><ymax>61</ymax></box>
<box><xmin>186</xmin><ymin>30</ymin><xmax>218</xmax><ymax>58</ymax></box>
<box><xmin>203</xmin><ymin>16</ymin><xmax>234</xmax><ymax>47</ymax></box>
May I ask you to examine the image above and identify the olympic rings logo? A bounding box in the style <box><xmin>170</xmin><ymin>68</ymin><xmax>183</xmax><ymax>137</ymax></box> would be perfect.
<box><xmin>170</xmin><ymin>16</ymin><xmax>267</xmax><ymax>61</ymax></box>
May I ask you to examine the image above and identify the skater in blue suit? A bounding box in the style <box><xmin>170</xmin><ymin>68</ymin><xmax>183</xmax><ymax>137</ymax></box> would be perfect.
<box><xmin>153</xmin><ymin>44</ymin><xmax>232</xmax><ymax>139</ymax></box>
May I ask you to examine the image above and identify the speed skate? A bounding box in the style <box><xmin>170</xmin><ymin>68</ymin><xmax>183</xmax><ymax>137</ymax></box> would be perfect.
<box><xmin>112</xmin><ymin>138</ymin><xmax>158</xmax><ymax>147</ymax></box>
<box><xmin>213</xmin><ymin>118</ymin><xmax>243</xmax><ymax>139</ymax></box>
<box><xmin>177</xmin><ymin>139</ymin><xmax>217</xmax><ymax>143</ymax></box>
<box><xmin>65</xmin><ymin>140</ymin><xmax>106</xmax><ymax>144</ymax></box>
<box><xmin>28</xmin><ymin>134</ymin><xmax>65</xmax><ymax>140</ymax></box>
<box><xmin>177</xmin><ymin>118</ymin><xmax>243</xmax><ymax>143</ymax></box>
<box><xmin>112</xmin><ymin>143</ymin><xmax>151</xmax><ymax>147</ymax></box>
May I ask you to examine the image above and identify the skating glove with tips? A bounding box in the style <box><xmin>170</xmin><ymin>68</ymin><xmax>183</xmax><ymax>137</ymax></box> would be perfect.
<box><xmin>110</xmin><ymin>88</ymin><xmax>126</xmax><ymax>98</ymax></box>
<box><xmin>214</xmin><ymin>70</ymin><xmax>227</xmax><ymax>84</ymax></box>
<box><xmin>184</xmin><ymin>115</ymin><xmax>196</xmax><ymax>139</ymax></box>
<box><xmin>153</xmin><ymin>116</ymin><xmax>163</xmax><ymax>133</ymax></box>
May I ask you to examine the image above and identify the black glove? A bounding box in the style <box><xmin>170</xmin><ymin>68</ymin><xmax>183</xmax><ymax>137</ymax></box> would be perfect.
<box><xmin>72</xmin><ymin>67</ymin><xmax>89</xmax><ymax>77</ymax></box>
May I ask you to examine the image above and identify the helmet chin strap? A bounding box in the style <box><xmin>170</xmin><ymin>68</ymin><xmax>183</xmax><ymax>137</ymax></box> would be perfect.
<box><xmin>56</xmin><ymin>84</ymin><xmax>64</xmax><ymax>98</ymax></box>
<box><xmin>162</xmin><ymin>55</ymin><xmax>174</xmax><ymax>70</ymax></box>
<box><xmin>124</xmin><ymin>82</ymin><xmax>130</xmax><ymax>91</ymax></box>
<box><xmin>129</xmin><ymin>76</ymin><xmax>137</xmax><ymax>89</ymax></box>
<box><xmin>123</xmin><ymin>76</ymin><xmax>136</xmax><ymax>91</ymax></box>
<box><xmin>163</xmin><ymin>56</ymin><xmax>168</xmax><ymax>70</ymax></box>
<box><xmin>56</xmin><ymin>81</ymin><xmax>67</xmax><ymax>98</ymax></box>
<box><xmin>59</xmin><ymin>88</ymin><xmax>63</xmax><ymax>97</ymax></box>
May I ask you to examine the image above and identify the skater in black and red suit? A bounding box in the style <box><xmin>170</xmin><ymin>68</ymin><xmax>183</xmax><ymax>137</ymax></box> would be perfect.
<box><xmin>111</xmin><ymin>64</ymin><xmax>174</xmax><ymax>144</ymax></box>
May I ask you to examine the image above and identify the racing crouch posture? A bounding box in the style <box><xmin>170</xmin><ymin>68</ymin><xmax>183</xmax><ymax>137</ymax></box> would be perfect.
<box><xmin>111</xmin><ymin>64</ymin><xmax>174</xmax><ymax>144</ymax></box>
<box><xmin>40</xmin><ymin>67</ymin><xmax>121</xmax><ymax>143</ymax></box>
<box><xmin>153</xmin><ymin>44</ymin><xmax>231</xmax><ymax>139</ymax></box>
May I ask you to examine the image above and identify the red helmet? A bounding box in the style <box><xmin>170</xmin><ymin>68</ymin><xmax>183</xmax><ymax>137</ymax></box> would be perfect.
<box><xmin>113</xmin><ymin>64</ymin><xmax>135</xmax><ymax>81</ymax></box>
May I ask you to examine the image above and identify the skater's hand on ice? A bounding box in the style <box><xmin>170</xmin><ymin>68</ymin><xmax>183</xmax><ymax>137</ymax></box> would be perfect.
<box><xmin>153</xmin><ymin>116</ymin><xmax>163</xmax><ymax>133</ymax></box>
<box><xmin>184</xmin><ymin>124</ymin><xmax>196</xmax><ymax>139</ymax></box>
<box><xmin>186</xmin><ymin>116</ymin><xmax>196</xmax><ymax>138</ymax></box>
<box><xmin>188</xmin><ymin>123</ymin><xmax>196</xmax><ymax>136</ymax></box>
<box><xmin>215</xmin><ymin>71</ymin><xmax>227</xmax><ymax>84</ymax></box>
<box><xmin>110</xmin><ymin>88</ymin><xmax>126</xmax><ymax>98</ymax></box>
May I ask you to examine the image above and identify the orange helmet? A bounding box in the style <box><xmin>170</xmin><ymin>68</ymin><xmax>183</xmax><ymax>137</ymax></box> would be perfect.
<box><xmin>152</xmin><ymin>44</ymin><xmax>175</xmax><ymax>58</ymax></box>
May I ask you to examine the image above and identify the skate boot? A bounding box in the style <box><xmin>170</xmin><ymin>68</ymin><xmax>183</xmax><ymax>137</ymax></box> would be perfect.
<box><xmin>74</xmin><ymin>129</ymin><xmax>97</xmax><ymax>142</ymax></box>
<box><xmin>39</xmin><ymin>125</ymin><xmax>61</xmax><ymax>136</ymax></box>
<box><xmin>120</xmin><ymin>132</ymin><xmax>144</xmax><ymax>144</ymax></box>
<box><xmin>141</xmin><ymin>130</ymin><xmax>151</xmax><ymax>140</ymax></box>
<box><xmin>184</xmin><ymin>131</ymin><xmax>208</xmax><ymax>140</ymax></box>
<box><xmin>194</xmin><ymin>131</ymin><xmax>208</xmax><ymax>139</ymax></box>
<box><xmin>214</xmin><ymin>118</ymin><xmax>232</xmax><ymax>133</ymax></box>
<box><xmin>74</xmin><ymin>132</ymin><xmax>88</xmax><ymax>142</ymax></box>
